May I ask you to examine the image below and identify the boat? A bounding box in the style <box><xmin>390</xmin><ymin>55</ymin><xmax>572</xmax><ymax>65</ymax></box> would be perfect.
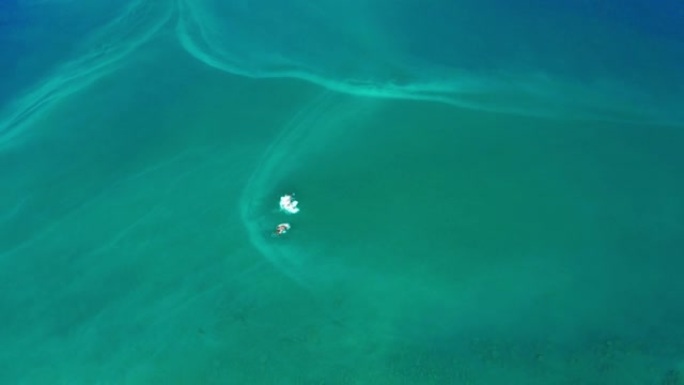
<box><xmin>273</xmin><ymin>223</ymin><xmax>291</xmax><ymax>236</ymax></box>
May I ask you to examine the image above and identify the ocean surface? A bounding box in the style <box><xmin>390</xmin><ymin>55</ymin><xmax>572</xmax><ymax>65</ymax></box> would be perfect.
<box><xmin>1</xmin><ymin>1</ymin><xmax>684</xmax><ymax>384</ymax></box>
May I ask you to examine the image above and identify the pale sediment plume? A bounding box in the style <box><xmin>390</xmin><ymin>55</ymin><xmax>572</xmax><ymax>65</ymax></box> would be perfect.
<box><xmin>176</xmin><ymin>0</ymin><xmax>684</xmax><ymax>125</ymax></box>
<box><xmin>3</xmin><ymin>0</ymin><xmax>682</xmax><ymax>150</ymax></box>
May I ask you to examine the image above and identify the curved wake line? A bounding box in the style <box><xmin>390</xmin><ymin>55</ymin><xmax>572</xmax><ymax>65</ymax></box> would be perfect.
<box><xmin>237</xmin><ymin>93</ymin><xmax>339</xmax><ymax>289</ymax></box>
<box><xmin>175</xmin><ymin>3</ymin><xmax>683</xmax><ymax>127</ymax></box>
<box><xmin>237</xmin><ymin>92</ymin><xmax>377</xmax><ymax>289</ymax></box>
<box><xmin>0</xmin><ymin>0</ymin><xmax>174</xmax><ymax>150</ymax></box>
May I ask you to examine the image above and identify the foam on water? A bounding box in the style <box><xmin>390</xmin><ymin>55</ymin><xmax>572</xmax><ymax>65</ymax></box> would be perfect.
<box><xmin>278</xmin><ymin>194</ymin><xmax>299</xmax><ymax>214</ymax></box>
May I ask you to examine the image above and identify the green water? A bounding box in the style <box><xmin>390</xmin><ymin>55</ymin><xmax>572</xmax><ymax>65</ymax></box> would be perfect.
<box><xmin>2</xmin><ymin>34</ymin><xmax>684</xmax><ymax>384</ymax></box>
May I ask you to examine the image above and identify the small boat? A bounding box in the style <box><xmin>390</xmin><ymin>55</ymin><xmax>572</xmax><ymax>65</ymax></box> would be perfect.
<box><xmin>273</xmin><ymin>223</ymin><xmax>291</xmax><ymax>237</ymax></box>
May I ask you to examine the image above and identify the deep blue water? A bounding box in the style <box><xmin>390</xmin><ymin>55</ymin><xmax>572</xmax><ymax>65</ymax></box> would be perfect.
<box><xmin>0</xmin><ymin>2</ymin><xmax>129</xmax><ymax>106</ymax></box>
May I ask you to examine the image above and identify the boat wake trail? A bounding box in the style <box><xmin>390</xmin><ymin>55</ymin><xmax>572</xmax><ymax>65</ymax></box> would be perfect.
<box><xmin>238</xmin><ymin>92</ymin><xmax>375</xmax><ymax>289</ymax></box>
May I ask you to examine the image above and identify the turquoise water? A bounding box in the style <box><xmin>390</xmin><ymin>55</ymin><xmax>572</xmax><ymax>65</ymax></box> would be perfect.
<box><xmin>1</xmin><ymin>1</ymin><xmax>684</xmax><ymax>384</ymax></box>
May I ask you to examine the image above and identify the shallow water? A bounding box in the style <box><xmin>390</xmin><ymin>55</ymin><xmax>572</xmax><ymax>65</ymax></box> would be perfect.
<box><xmin>1</xmin><ymin>1</ymin><xmax>684</xmax><ymax>384</ymax></box>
